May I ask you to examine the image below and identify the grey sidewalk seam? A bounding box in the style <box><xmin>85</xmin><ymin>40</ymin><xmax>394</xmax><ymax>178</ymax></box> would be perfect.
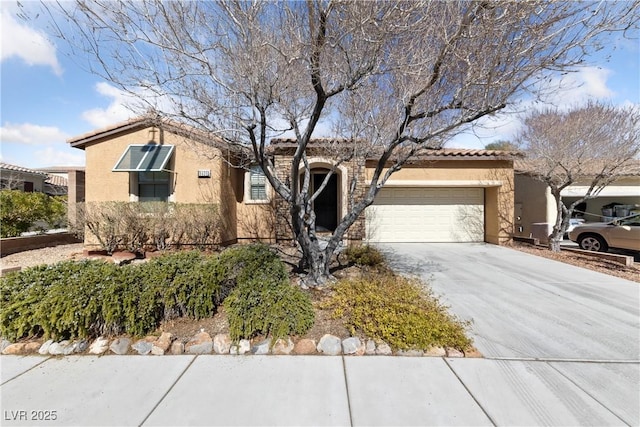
<box><xmin>139</xmin><ymin>355</ymin><xmax>197</xmax><ymax>427</ymax></box>
<box><xmin>341</xmin><ymin>355</ymin><xmax>354</xmax><ymax>427</ymax></box>
<box><xmin>0</xmin><ymin>356</ymin><xmax>51</xmax><ymax>386</ymax></box>
<box><xmin>443</xmin><ymin>357</ymin><xmax>497</xmax><ymax>427</ymax></box>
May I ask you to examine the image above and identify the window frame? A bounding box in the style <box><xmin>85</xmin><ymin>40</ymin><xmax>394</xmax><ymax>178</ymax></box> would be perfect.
<box><xmin>244</xmin><ymin>165</ymin><xmax>270</xmax><ymax>204</ymax></box>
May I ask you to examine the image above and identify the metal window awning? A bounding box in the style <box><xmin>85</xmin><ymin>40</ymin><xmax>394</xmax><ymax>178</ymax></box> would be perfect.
<box><xmin>113</xmin><ymin>144</ymin><xmax>174</xmax><ymax>172</ymax></box>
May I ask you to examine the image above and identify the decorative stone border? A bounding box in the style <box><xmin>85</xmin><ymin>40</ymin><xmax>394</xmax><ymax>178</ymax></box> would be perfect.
<box><xmin>0</xmin><ymin>333</ymin><xmax>481</xmax><ymax>358</ymax></box>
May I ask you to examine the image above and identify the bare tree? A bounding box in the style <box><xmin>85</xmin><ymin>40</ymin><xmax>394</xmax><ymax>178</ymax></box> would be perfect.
<box><xmin>41</xmin><ymin>0</ymin><xmax>639</xmax><ymax>283</ymax></box>
<box><xmin>516</xmin><ymin>102</ymin><xmax>640</xmax><ymax>252</ymax></box>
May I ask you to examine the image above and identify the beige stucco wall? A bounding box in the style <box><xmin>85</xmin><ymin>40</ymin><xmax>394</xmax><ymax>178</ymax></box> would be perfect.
<box><xmin>514</xmin><ymin>174</ymin><xmax>555</xmax><ymax>237</ymax></box>
<box><xmin>365</xmin><ymin>160</ymin><xmax>515</xmax><ymax>244</ymax></box>
<box><xmin>81</xmin><ymin>126</ymin><xmax>237</xmax><ymax>245</ymax></box>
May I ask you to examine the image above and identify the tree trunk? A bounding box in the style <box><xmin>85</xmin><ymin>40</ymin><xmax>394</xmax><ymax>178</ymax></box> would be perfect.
<box><xmin>548</xmin><ymin>191</ymin><xmax>569</xmax><ymax>252</ymax></box>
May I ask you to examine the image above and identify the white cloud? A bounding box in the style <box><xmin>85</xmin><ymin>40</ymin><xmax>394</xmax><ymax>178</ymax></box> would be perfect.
<box><xmin>446</xmin><ymin>66</ymin><xmax>618</xmax><ymax>149</ymax></box>
<box><xmin>0</xmin><ymin>8</ymin><xmax>62</xmax><ymax>76</ymax></box>
<box><xmin>0</xmin><ymin>122</ymin><xmax>69</xmax><ymax>145</ymax></box>
<box><xmin>536</xmin><ymin>66</ymin><xmax>615</xmax><ymax>107</ymax></box>
<box><xmin>33</xmin><ymin>147</ymin><xmax>85</xmax><ymax>167</ymax></box>
<box><xmin>81</xmin><ymin>82</ymin><xmax>167</xmax><ymax>128</ymax></box>
<box><xmin>81</xmin><ymin>82</ymin><xmax>138</xmax><ymax>128</ymax></box>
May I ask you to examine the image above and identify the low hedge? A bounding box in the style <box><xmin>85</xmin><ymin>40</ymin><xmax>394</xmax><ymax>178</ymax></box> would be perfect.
<box><xmin>0</xmin><ymin>244</ymin><xmax>316</xmax><ymax>342</ymax></box>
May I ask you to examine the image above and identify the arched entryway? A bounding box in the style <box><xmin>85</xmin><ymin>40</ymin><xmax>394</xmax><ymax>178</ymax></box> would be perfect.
<box><xmin>304</xmin><ymin>159</ymin><xmax>349</xmax><ymax>233</ymax></box>
<box><xmin>311</xmin><ymin>169</ymin><xmax>339</xmax><ymax>231</ymax></box>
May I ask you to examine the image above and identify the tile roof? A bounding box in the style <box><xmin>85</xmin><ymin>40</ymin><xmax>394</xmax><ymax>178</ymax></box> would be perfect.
<box><xmin>0</xmin><ymin>162</ymin><xmax>48</xmax><ymax>177</ymax></box>
<box><xmin>44</xmin><ymin>174</ymin><xmax>68</xmax><ymax>187</ymax></box>
<box><xmin>68</xmin><ymin>115</ymin><xmax>245</xmax><ymax>155</ymax></box>
<box><xmin>269</xmin><ymin>139</ymin><xmax>520</xmax><ymax>159</ymax></box>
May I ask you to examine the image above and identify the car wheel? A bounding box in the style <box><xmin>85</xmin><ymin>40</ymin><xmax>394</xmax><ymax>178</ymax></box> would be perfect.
<box><xmin>578</xmin><ymin>234</ymin><xmax>608</xmax><ymax>252</ymax></box>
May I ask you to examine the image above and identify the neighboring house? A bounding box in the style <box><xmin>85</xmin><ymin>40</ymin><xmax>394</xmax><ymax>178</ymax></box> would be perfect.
<box><xmin>68</xmin><ymin>115</ymin><xmax>517</xmax><ymax>249</ymax></box>
<box><xmin>0</xmin><ymin>163</ymin><xmax>48</xmax><ymax>193</ymax></box>
<box><xmin>514</xmin><ymin>160</ymin><xmax>640</xmax><ymax>239</ymax></box>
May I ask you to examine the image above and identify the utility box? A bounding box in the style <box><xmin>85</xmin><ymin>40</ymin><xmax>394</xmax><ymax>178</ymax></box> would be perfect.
<box><xmin>530</xmin><ymin>222</ymin><xmax>553</xmax><ymax>243</ymax></box>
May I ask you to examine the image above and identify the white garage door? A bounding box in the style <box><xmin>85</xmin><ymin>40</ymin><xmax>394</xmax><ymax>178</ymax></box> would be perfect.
<box><xmin>366</xmin><ymin>187</ymin><xmax>485</xmax><ymax>243</ymax></box>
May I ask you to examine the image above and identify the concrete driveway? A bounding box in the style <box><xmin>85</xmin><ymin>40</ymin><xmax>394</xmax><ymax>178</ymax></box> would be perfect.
<box><xmin>379</xmin><ymin>243</ymin><xmax>639</xmax><ymax>361</ymax></box>
<box><xmin>378</xmin><ymin>243</ymin><xmax>640</xmax><ymax>425</ymax></box>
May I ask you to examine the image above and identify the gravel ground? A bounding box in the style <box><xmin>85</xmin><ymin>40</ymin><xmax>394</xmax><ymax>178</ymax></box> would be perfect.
<box><xmin>512</xmin><ymin>242</ymin><xmax>640</xmax><ymax>283</ymax></box>
<box><xmin>1</xmin><ymin>243</ymin><xmax>85</xmax><ymax>271</ymax></box>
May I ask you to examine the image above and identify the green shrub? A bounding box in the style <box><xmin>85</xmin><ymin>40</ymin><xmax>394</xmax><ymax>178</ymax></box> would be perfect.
<box><xmin>0</xmin><ymin>191</ymin><xmax>67</xmax><ymax>237</ymax></box>
<box><xmin>0</xmin><ymin>252</ymin><xmax>225</xmax><ymax>341</ymax></box>
<box><xmin>216</xmin><ymin>244</ymin><xmax>288</xmax><ymax>286</ymax></box>
<box><xmin>0</xmin><ymin>261</ymin><xmax>122</xmax><ymax>340</ymax></box>
<box><xmin>224</xmin><ymin>277</ymin><xmax>315</xmax><ymax>342</ymax></box>
<box><xmin>344</xmin><ymin>245</ymin><xmax>385</xmax><ymax>267</ymax></box>
<box><xmin>0</xmin><ymin>245</ymin><xmax>311</xmax><ymax>342</ymax></box>
<box><xmin>320</xmin><ymin>274</ymin><xmax>471</xmax><ymax>351</ymax></box>
<box><xmin>221</xmin><ymin>244</ymin><xmax>314</xmax><ymax>341</ymax></box>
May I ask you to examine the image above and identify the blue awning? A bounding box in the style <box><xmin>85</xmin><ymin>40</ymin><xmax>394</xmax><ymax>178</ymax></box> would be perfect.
<box><xmin>113</xmin><ymin>144</ymin><xmax>174</xmax><ymax>172</ymax></box>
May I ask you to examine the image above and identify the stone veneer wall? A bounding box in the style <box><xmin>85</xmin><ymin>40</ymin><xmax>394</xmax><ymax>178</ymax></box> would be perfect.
<box><xmin>272</xmin><ymin>154</ymin><xmax>366</xmax><ymax>245</ymax></box>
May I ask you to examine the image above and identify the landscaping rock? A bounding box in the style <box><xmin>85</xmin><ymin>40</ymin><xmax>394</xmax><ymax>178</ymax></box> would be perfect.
<box><xmin>152</xmin><ymin>332</ymin><xmax>173</xmax><ymax>355</ymax></box>
<box><xmin>111</xmin><ymin>251</ymin><xmax>138</xmax><ymax>265</ymax></box>
<box><xmin>251</xmin><ymin>338</ymin><xmax>272</xmax><ymax>355</ymax></box>
<box><xmin>132</xmin><ymin>339</ymin><xmax>154</xmax><ymax>355</ymax></box>
<box><xmin>375</xmin><ymin>342</ymin><xmax>393</xmax><ymax>356</ymax></box>
<box><xmin>230</xmin><ymin>339</ymin><xmax>251</xmax><ymax>355</ymax></box>
<box><xmin>365</xmin><ymin>340</ymin><xmax>376</xmax><ymax>355</ymax></box>
<box><xmin>2</xmin><ymin>343</ymin><xmax>26</xmax><ymax>355</ymax></box>
<box><xmin>272</xmin><ymin>338</ymin><xmax>294</xmax><ymax>355</ymax></box>
<box><xmin>49</xmin><ymin>340</ymin><xmax>70</xmax><ymax>355</ymax></box>
<box><xmin>186</xmin><ymin>332</ymin><xmax>213</xmax><ymax>354</ymax></box>
<box><xmin>89</xmin><ymin>337</ymin><xmax>110</xmax><ymax>355</ymax></box>
<box><xmin>425</xmin><ymin>346</ymin><xmax>447</xmax><ymax>357</ymax></box>
<box><xmin>25</xmin><ymin>342</ymin><xmax>42</xmax><ymax>353</ymax></box>
<box><xmin>0</xmin><ymin>339</ymin><xmax>11</xmax><ymax>353</ymax></box>
<box><xmin>342</xmin><ymin>337</ymin><xmax>365</xmax><ymax>355</ymax></box>
<box><xmin>317</xmin><ymin>334</ymin><xmax>342</xmax><ymax>355</ymax></box>
<box><xmin>446</xmin><ymin>348</ymin><xmax>464</xmax><ymax>358</ymax></box>
<box><xmin>73</xmin><ymin>340</ymin><xmax>89</xmax><ymax>353</ymax></box>
<box><xmin>213</xmin><ymin>333</ymin><xmax>232</xmax><ymax>354</ymax></box>
<box><xmin>110</xmin><ymin>338</ymin><xmax>131</xmax><ymax>355</ymax></box>
<box><xmin>463</xmin><ymin>347</ymin><xmax>483</xmax><ymax>358</ymax></box>
<box><xmin>293</xmin><ymin>339</ymin><xmax>316</xmax><ymax>355</ymax></box>
<box><xmin>62</xmin><ymin>342</ymin><xmax>76</xmax><ymax>355</ymax></box>
<box><xmin>171</xmin><ymin>341</ymin><xmax>185</xmax><ymax>355</ymax></box>
<box><xmin>39</xmin><ymin>339</ymin><xmax>54</xmax><ymax>355</ymax></box>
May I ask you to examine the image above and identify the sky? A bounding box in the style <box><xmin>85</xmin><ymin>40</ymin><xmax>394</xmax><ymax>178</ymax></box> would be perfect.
<box><xmin>1</xmin><ymin>2</ymin><xmax>639</xmax><ymax>169</ymax></box>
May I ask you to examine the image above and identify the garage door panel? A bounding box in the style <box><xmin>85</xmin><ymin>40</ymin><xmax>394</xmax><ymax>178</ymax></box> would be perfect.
<box><xmin>366</xmin><ymin>188</ymin><xmax>484</xmax><ymax>243</ymax></box>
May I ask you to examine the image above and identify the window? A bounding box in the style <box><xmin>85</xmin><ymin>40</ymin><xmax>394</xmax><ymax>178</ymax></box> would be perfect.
<box><xmin>247</xmin><ymin>165</ymin><xmax>268</xmax><ymax>202</ymax></box>
<box><xmin>138</xmin><ymin>171</ymin><xmax>170</xmax><ymax>202</ymax></box>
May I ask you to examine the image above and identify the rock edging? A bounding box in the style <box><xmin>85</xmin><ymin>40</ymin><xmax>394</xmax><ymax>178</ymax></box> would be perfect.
<box><xmin>0</xmin><ymin>333</ymin><xmax>481</xmax><ymax>358</ymax></box>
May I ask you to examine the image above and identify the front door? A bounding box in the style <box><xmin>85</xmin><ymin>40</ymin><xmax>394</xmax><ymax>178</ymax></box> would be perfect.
<box><xmin>312</xmin><ymin>173</ymin><xmax>338</xmax><ymax>232</ymax></box>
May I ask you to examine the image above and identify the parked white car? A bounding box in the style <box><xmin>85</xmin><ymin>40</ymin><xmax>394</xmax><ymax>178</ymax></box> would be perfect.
<box><xmin>568</xmin><ymin>214</ymin><xmax>640</xmax><ymax>252</ymax></box>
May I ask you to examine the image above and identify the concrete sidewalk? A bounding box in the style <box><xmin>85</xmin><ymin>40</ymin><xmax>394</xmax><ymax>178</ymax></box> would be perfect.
<box><xmin>1</xmin><ymin>354</ymin><xmax>636</xmax><ymax>426</ymax></box>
